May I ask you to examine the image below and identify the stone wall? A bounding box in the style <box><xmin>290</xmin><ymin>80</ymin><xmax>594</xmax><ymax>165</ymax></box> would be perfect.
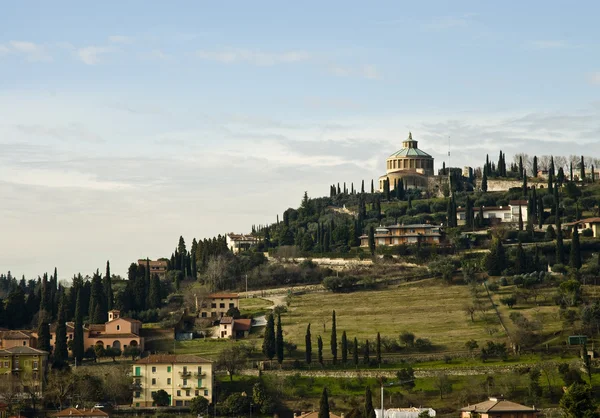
<box><xmin>486</xmin><ymin>179</ymin><xmax>523</xmax><ymax>192</ymax></box>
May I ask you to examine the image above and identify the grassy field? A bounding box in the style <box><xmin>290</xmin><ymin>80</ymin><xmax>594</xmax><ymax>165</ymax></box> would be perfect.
<box><xmin>281</xmin><ymin>279</ymin><xmax>505</xmax><ymax>353</ymax></box>
<box><xmin>239</xmin><ymin>297</ymin><xmax>273</xmax><ymax>317</ymax></box>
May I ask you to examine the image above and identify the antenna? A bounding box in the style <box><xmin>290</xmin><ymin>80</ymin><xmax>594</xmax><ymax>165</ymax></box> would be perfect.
<box><xmin>448</xmin><ymin>135</ymin><xmax>451</xmax><ymax>171</ymax></box>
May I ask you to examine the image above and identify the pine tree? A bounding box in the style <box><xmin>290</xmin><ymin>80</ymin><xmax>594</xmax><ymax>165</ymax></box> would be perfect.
<box><xmin>341</xmin><ymin>331</ymin><xmax>348</xmax><ymax>364</ymax></box>
<box><xmin>276</xmin><ymin>314</ymin><xmax>284</xmax><ymax>364</ymax></box>
<box><xmin>73</xmin><ymin>288</ymin><xmax>85</xmax><ymax>364</ymax></box>
<box><xmin>363</xmin><ymin>339</ymin><xmax>370</xmax><ymax>364</ymax></box>
<box><xmin>262</xmin><ymin>314</ymin><xmax>276</xmax><ymax>361</ymax></box>
<box><xmin>364</xmin><ymin>386</ymin><xmax>376</xmax><ymax>418</ymax></box>
<box><xmin>330</xmin><ymin>310</ymin><xmax>337</xmax><ymax>365</ymax></box>
<box><xmin>318</xmin><ymin>336</ymin><xmax>323</xmax><ymax>366</ymax></box>
<box><xmin>104</xmin><ymin>260</ymin><xmax>113</xmax><ymax>311</ymax></box>
<box><xmin>570</xmin><ymin>227</ymin><xmax>582</xmax><ymax>269</ymax></box>
<box><xmin>376</xmin><ymin>332</ymin><xmax>381</xmax><ymax>366</ymax></box>
<box><xmin>54</xmin><ymin>294</ymin><xmax>69</xmax><ymax>365</ymax></box>
<box><xmin>318</xmin><ymin>387</ymin><xmax>330</xmax><ymax>418</ymax></box>
<box><xmin>353</xmin><ymin>337</ymin><xmax>359</xmax><ymax>367</ymax></box>
<box><xmin>305</xmin><ymin>324</ymin><xmax>312</xmax><ymax>365</ymax></box>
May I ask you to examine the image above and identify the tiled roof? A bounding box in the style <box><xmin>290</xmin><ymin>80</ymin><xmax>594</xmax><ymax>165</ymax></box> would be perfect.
<box><xmin>233</xmin><ymin>319</ymin><xmax>252</xmax><ymax>332</ymax></box>
<box><xmin>297</xmin><ymin>412</ymin><xmax>341</xmax><ymax>418</ymax></box>
<box><xmin>0</xmin><ymin>346</ymin><xmax>48</xmax><ymax>355</ymax></box>
<box><xmin>52</xmin><ymin>408</ymin><xmax>109</xmax><ymax>417</ymax></box>
<box><xmin>209</xmin><ymin>293</ymin><xmax>239</xmax><ymax>299</ymax></box>
<box><xmin>110</xmin><ymin>317</ymin><xmax>142</xmax><ymax>324</ymax></box>
<box><xmin>461</xmin><ymin>398</ymin><xmax>536</xmax><ymax>412</ymax></box>
<box><xmin>90</xmin><ymin>333</ymin><xmax>140</xmax><ymax>339</ymax></box>
<box><xmin>220</xmin><ymin>317</ymin><xmax>234</xmax><ymax>325</ymax></box>
<box><xmin>135</xmin><ymin>354</ymin><xmax>212</xmax><ymax>364</ymax></box>
<box><xmin>1</xmin><ymin>330</ymin><xmax>34</xmax><ymax>339</ymax></box>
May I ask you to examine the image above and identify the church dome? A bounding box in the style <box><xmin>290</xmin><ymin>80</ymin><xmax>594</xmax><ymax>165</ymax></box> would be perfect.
<box><xmin>389</xmin><ymin>132</ymin><xmax>432</xmax><ymax>158</ymax></box>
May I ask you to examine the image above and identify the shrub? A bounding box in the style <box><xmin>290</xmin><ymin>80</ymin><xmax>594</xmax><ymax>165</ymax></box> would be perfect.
<box><xmin>582</xmin><ymin>228</ymin><xmax>594</xmax><ymax>237</ymax></box>
<box><xmin>414</xmin><ymin>338</ymin><xmax>433</xmax><ymax>351</ymax></box>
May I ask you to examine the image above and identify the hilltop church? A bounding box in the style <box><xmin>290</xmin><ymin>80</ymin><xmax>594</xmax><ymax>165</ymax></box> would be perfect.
<box><xmin>378</xmin><ymin>132</ymin><xmax>437</xmax><ymax>191</ymax></box>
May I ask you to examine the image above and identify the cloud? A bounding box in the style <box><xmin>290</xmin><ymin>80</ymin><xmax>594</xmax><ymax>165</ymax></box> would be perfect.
<box><xmin>108</xmin><ymin>35</ymin><xmax>134</xmax><ymax>44</ymax></box>
<box><xmin>6</xmin><ymin>40</ymin><xmax>52</xmax><ymax>61</ymax></box>
<box><xmin>0</xmin><ymin>45</ymin><xmax>9</xmax><ymax>55</ymax></box>
<box><xmin>14</xmin><ymin>123</ymin><xmax>104</xmax><ymax>143</ymax></box>
<box><xmin>526</xmin><ymin>40</ymin><xmax>571</xmax><ymax>49</ymax></box>
<box><xmin>77</xmin><ymin>46</ymin><xmax>113</xmax><ymax>65</ymax></box>
<box><xmin>195</xmin><ymin>48</ymin><xmax>310</xmax><ymax>66</ymax></box>
<box><xmin>327</xmin><ymin>64</ymin><xmax>381</xmax><ymax>80</ymax></box>
<box><xmin>423</xmin><ymin>14</ymin><xmax>476</xmax><ymax>31</ymax></box>
<box><xmin>587</xmin><ymin>72</ymin><xmax>600</xmax><ymax>85</ymax></box>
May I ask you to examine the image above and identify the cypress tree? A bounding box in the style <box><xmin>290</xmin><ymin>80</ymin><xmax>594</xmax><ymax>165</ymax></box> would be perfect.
<box><xmin>330</xmin><ymin>310</ymin><xmax>337</xmax><ymax>365</ymax></box>
<box><xmin>548</xmin><ymin>157</ymin><xmax>554</xmax><ymax>192</ymax></box>
<box><xmin>481</xmin><ymin>170</ymin><xmax>488</xmax><ymax>192</ymax></box>
<box><xmin>149</xmin><ymin>273</ymin><xmax>161</xmax><ymax>309</ymax></box>
<box><xmin>592</xmin><ymin>165</ymin><xmax>596</xmax><ymax>183</ymax></box>
<box><xmin>353</xmin><ymin>337</ymin><xmax>359</xmax><ymax>367</ymax></box>
<box><xmin>262</xmin><ymin>314</ymin><xmax>276</xmax><ymax>361</ymax></box>
<box><xmin>361</xmin><ymin>180</ymin><xmax>365</xmax><ymax>194</ymax></box>
<box><xmin>37</xmin><ymin>277</ymin><xmax>51</xmax><ymax>353</ymax></box>
<box><xmin>104</xmin><ymin>260</ymin><xmax>113</xmax><ymax>311</ymax></box>
<box><xmin>570</xmin><ymin>227</ymin><xmax>582</xmax><ymax>269</ymax></box>
<box><xmin>533</xmin><ymin>156</ymin><xmax>538</xmax><ymax>177</ymax></box>
<box><xmin>276</xmin><ymin>314</ymin><xmax>284</xmax><ymax>364</ymax></box>
<box><xmin>305</xmin><ymin>324</ymin><xmax>312</xmax><ymax>365</ymax></box>
<box><xmin>368</xmin><ymin>226</ymin><xmax>375</xmax><ymax>255</ymax></box>
<box><xmin>557</xmin><ymin>167</ymin><xmax>565</xmax><ymax>187</ymax></box>
<box><xmin>376</xmin><ymin>332</ymin><xmax>381</xmax><ymax>366</ymax></box>
<box><xmin>556</xmin><ymin>219</ymin><xmax>564</xmax><ymax>265</ymax></box>
<box><xmin>515</xmin><ymin>242</ymin><xmax>526</xmax><ymax>274</ymax></box>
<box><xmin>570</xmin><ymin>161</ymin><xmax>574</xmax><ymax>181</ymax></box>
<box><xmin>364</xmin><ymin>386</ymin><xmax>376</xmax><ymax>418</ymax></box>
<box><xmin>54</xmin><ymin>294</ymin><xmax>68</xmax><ymax>365</ymax></box>
<box><xmin>581</xmin><ymin>156</ymin><xmax>586</xmax><ymax>181</ymax></box>
<box><xmin>318</xmin><ymin>387</ymin><xmax>330</xmax><ymax>418</ymax></box>
<box><xmin>518</xmin><ymin>205</ymin><xmax>524</xmax><ymax>231</ymax></box>
<box><xmin>522</xmin><ymin>170</ymin><xmax>528</xmax><ymax>195</ymax></box>
<box><xmin>73</xmin><ymin>288</ymin><xmax>84</xmax><ymax>364</ymax></box>
<box><xmin>341</xmin><ymin>331</ymin><xmax>348</xmax><ymax>364</ymax></box>
<box><xmin>371</xmin><ymin>179</ymin><xmax>374</xmax><ymax>194</ymax></box>
<box><xmin>538</xmin><ymin>196</ymin><xmax>544</xmax><ymax>229</ymax></box>
<box><xmin>363</xmin><ymin>339</ymin><xmax>370</xmax><ymax>364</ymax></box>
<box><xmin>519</xmin><ymin>156</ymin><xmax>523</xmax><ymax>179</ymax></box>
<box><xmin>317</xmin><ymin>336</ymin><xmax>323</xmax><ymax>366</ymax></box>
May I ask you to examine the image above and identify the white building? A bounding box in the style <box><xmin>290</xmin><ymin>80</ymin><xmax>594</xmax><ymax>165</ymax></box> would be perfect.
<box><xmin>226</xmin><ymin>233</ymin><xmax>259</xmax><ymax>253</ymax></box>
<box><xmin>457</xmin><ymin>200</ymin><xmax>528</xmax><ymax>225</ymax></box>
<box><xmin>376</xmin><ymin>408</ymin><xmax>436</xmax><ymax>418</ymax></box>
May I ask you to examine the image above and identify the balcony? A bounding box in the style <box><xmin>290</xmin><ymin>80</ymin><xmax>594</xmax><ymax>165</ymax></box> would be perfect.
<box><xmin>193</xmin><ymin>372</ymin><xmax>206</xmax><ymax>378</ymax></box>
<box><xmin>131</xmin><ymin>382</ymin><xmax>142</xmax><ymax>390</ymax></box>
<box><xmin>179</xmin><ymin>382</ymin><xmax>192</xmax><ymax>389</ymax></box>
<box><xmin>179</xmin><ymin>370</ymin><xmax>192</xmax><ymax>377</ymax></box>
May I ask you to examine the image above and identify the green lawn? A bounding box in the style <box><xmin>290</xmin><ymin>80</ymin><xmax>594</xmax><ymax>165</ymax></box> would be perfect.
<box><xmin>281</xmin><ymin>279</ymin><xmax>506</xmax><ymax>353</ymax></box>
<box><xmin>240</xmin><ymin>297</ymin><xmax>273</xmax><ymax>317</ymax></box>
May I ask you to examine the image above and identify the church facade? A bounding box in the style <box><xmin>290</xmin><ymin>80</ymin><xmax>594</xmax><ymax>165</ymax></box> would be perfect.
<box><xmin>378</xmin><ymin>132</ymin><xmax>435</xmax><ymax>191</ymax></box>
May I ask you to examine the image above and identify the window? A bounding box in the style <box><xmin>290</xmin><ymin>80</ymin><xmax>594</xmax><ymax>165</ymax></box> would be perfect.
<box><xmin>204</xmin><ymin>390</ymin><xmax>209</xmax><ymax>396</ymax></box>
<box><xmin>186</xmin><ymin>390</ymin><xmax>190</xmax><ymax>397</ymax></box>
<box><xmin>195</xmin><ymin>390</ymin><xmax>199</xmax><ymax>396</ymax></box>
<box><xmin>3</xmin><ymin>361</ymin><xmax>8</xmax><ymax>368</ymax></box>
<box><xmin>117</xmin><ymin>325</ymin><xmax>120</xmax><ymax>331</ymax></box>
<box><xmin>229</xmin><ymin>303</ymin><xmax>234</xmax><ymax>308</ymax></box>
<box><xmin>503</xmin><ymin>213</ymin><xmax>511</xmax><ymax>220</ymax></box>
<box><xmin>69</xmin><ymin>334</ymin><xmax>72</xmax><ymax>339</ymax></box>
<box><xmin>14</xmin><ymin>360</ymin><xmax>19</xmax><ymax>369</ymax></box>
<box><xmin>201</xmin><ymin>312</ymin><xmax>207</xmax><ymax>318</ymax></box>
<box><xmin>177</xmin><ymin>390</ymin><xmax>181</xmax><ymax>397</ymax></box>
<box><xmin>152</xmin><ymin>378</ymin><xmax>156</xmax><ymax>385</ymax></box>
<box><xmin>167</xmin><ymin>366</ymin><xmax>171</xmax><ymax>373</ymax></box>
<box><xmin>135</xmin><ymin>392</ymin><xmax>141</xmax><ymax>399</ymax></box>
<box><xmin>183</xmin><ymin>379</ymin><xmax>187</xmax><ymax>386</ymax></box>
<box><xmin>151</xmin><ymin>391</ymin><xmax>156</xmax><ymax>397</ymax></box>
<box><xmin>197</xmin><ymin>366</ymin><xmax>202</xmax><ymax>374</ymax></box>
<box><xmin>211</xmin><ymin>303</ymin><xmax>216</xmax><ymax>309</ymax></box>
<box><xmin>33</xmin><ymin>361</ymin><xmax>38</xmax><ymax>369</ymax></box>
<box><xmin>183</xmin><ymin>366</ymin><xmax>187</xmax><ymax>373</ymax></box>
<box><xmin>152</xmin><ymin>366</ymin><xmax>156</xmax><ymax>373</ymax></box>
<box><xmin>22</xmin><ymin>341</ymin><xmax>26</xmax><ymax>346</ymax></box>
<box><xmin>211</xmin><ymin>312</ymin><xmax>216</xmax><ymax>317</ymax></box>
<box><xmin>167</xmin><ymin>378</ymin><xmax>171</xmax><ymax>384</ymax></box>
<box><xmin>135</xmin><ymin>366</ymin><xmax>141</xmax><ymax>376</ymax></box>
<box><xmin>219</xmin><ymin>303</ymin><xmax>225</xmax><ymax>308</ymax></box>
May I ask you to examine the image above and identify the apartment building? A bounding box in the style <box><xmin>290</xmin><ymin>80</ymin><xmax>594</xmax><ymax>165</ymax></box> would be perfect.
<box><xmin>0</xmin><ymin>346</ymin><xmax>49</xmax><ymax>397</ymax></box>
<box><xmin>132</xmin><ymin>354</ymin><xmax>213</xmax><ymax>407</ymax></box>
<box><xmin>199</xmin><ymin>293</ymin><xmax>239</xmax><ymax>319</ymax></box>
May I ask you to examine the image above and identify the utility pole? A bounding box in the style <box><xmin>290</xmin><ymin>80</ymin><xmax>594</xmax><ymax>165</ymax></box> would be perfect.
<box><xmin>245</xmin><ymin>274</ymin><xmax>248</xmax><ymax>297</ymax></box>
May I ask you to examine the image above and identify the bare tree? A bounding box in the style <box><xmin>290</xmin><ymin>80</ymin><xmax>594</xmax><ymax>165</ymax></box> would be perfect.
<box><xmin>554</xmin><ymin>156</ymin><xmax>567</xmax><ymax>173</ymax></box>
<box><xmin>514</xmin><ymin>153</ymin><xmax>531</xmax><ymax>173</ymax></box>
<box><xmin>183</xmin><ymin>282</ymin><xmax>209</xmax><ymax>314</ymax></box>
<box><xmin>538</xmin><ymin>155</ymin><xmax>551</xmax><ymax>171</ymax></box>
<box><xmin>0</xmin><ymin>375</ymin><xmax>22</xmax><ymax>409</ymax></box>
<box><xmin>433</xmin><ymin>372</ymin><xmax>452</xmax><ymax>399</ymax></box>
<box><xmin>205</xmin><ymin>254</ymin><xmax>229</xmax><ymax>292</ymax></box>
<box><xmin>463</xmin><ymin>304</ymin><xmax>476</xmax><ymax>322</ymax></box>
<box><xmin>44</xmin><ymin>370</ymin><xmax>74</xmax><ymax>409</ymax></box>
<box><xmin>217</xmin><ymin>343</ymin><xmax>251</xmax><ymax>381</ymax></box>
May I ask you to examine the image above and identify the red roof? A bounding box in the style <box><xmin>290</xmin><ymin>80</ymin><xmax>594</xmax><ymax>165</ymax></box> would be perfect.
<box><xmin>233</xmin><ymin>319</ymin><xmax>252</xmax><ymax>332</ymax></box>
<box><xmin>220</xmin><ymin>317</ymin><xmax>234</xmax><ymax>325</ymax></box>
<box><xmin>135</xmin><ymin>354</ymin><xmax>212</xmax><ymax>364</ymax></box>
<box><xmin>52</xmin><ymin>408</ymin><xmax>109</xmax><ymax>417</ymax></box>
<box><xmin>209</xmin><ymin>293</ymin><xmax>239</xmax><ymax>299</ymax></box>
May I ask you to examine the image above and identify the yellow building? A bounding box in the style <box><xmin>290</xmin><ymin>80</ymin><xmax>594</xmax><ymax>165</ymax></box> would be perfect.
<box><xmin>0</xmin><ymin>346</ymin><xmax>49</xmax><ymax>397</ymax></box>
<box><xmin>199</xmin><ymin>293</ymin><xmax>239</xmax><ymax>319</ymax></box>
<box><xmin>132</xmin><ymin>354</ymin><xmax>213</xmax><ymax>407</ymax></box>
<box><xmin>379</xmin><ymin>132</ymin><xmax>435</xmax><ymax>191</ymax></box>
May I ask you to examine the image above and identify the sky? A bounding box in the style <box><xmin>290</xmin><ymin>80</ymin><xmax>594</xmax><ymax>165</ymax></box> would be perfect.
<box><xmin>2</xmin><ymin>1</ymin><xmax>600</xmax><ymax>279</ymax></box>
